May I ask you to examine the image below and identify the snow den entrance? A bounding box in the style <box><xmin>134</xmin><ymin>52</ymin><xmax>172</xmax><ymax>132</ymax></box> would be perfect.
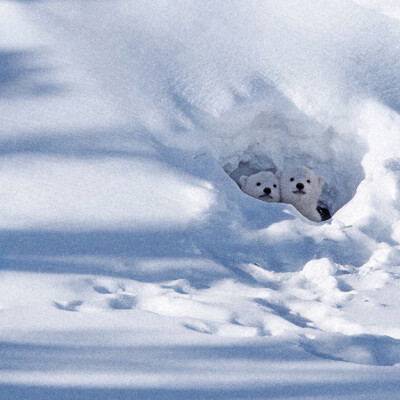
<box><xmin>210</xmin><ymin>85</ymin><xmax>366</xmax><ymax>216</ymax></box>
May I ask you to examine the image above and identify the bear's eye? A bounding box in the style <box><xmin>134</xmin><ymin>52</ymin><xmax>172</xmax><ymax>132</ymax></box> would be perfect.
<box><xmin>307</xmin><ymin>179</ymin><xmax>311</xmax><ymax>184</ymax></box>
<box><xmin>273</xmin><ymin>184</ymin><xmax>277</xmax><ymax>188</ymax></box>
<box><xmin>256</xmin><ymin>182</ymin><xmax>261</xmax><ymax>186</ymax></box>
<box><xmin>290</xmin><ymin>178</ymin><xmax>294</xmax><ymax>182</ymax></box>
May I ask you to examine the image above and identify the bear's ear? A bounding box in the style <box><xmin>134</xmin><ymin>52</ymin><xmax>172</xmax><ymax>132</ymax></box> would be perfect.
<box><xmin>239</xmin><ymin>175</ymin><xmax>248</xmax><ymax>188</ymax></box>
<box><xmin>318</xmin><ymin>176</ymin><xmax>324</xmax><ymax>187</ymax></box>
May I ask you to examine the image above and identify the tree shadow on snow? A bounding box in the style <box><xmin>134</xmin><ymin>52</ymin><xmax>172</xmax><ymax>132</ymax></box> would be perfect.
<box><xmin>0</xmin><ymin>229</ymin><xmax>235</xmax><ymax>287</ymax></box>
<box><xmin>0</xmin><ymin>127</ymin><xmax>287</xmax><ymax>285</ymax></box>
<box><xmin>1</xmin><ymin>382</ymin><xmax>399</xmax><ymax>400</ymax></box>
<box><xmin>0</xmin><ymin>124</ymin><xmax>372</xmax><ymax>283</ymax></box>
<box><xmin>0</xmin><ymin>50</ymin><xmax>64</xmax><ymax>99</ymax></box>
<box><xmin>0</xmin><ymin>340</ymin><xmax>399</xmax><ymax>400</ymax></box>
<box><xmin>0</xmin><ymin>339</ymin><xmax>400</xmax><ymax>400</ymax></box>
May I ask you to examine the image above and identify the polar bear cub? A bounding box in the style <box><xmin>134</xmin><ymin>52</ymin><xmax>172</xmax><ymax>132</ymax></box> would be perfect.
<box><xmin>239</xmin><ymin>171</ymin><xmax>280</xmax><ymax>203</ymax></box>
<box><xmin>280</xmin><ymin>166</ymin><xmax>324</xmax><ymax>222</ymax></box>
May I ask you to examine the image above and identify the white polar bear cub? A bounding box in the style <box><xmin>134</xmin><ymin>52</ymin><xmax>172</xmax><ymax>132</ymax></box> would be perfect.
<box><xmin>280</xmin><ymin>166</ymin><xmax>324</xmax><ymax>222</ymax></box>
<box><xmin>239</xmin><ymin>171</ymin><xmax>280</xmax><ymax>203</ymax></box>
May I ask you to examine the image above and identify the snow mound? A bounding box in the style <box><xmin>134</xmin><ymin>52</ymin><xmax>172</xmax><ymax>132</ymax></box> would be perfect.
<box><xmin>302</xmin><ymin>258</ymin><xmax>338</xmax><ymax>284</ymax></box>
<box><xmin>3</xmin><ymin>2</ymin><xmax>400</xmax><ymax>397</ymax></box>
<box><xmin>210</xmin><ymin>84</ymin><xmax>366</xmax><ymax>215</ymax></box>
<box><xmin>302</xmin><ymin>333</ymin><xmax>400</xmax><ymax>366</ymax></box>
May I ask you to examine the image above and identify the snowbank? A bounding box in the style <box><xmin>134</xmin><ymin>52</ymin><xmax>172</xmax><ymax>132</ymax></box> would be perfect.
<box><xmin>1</xmin><ymin>1</ymin><xmax>400</xmax><ymax>398</ymax></box>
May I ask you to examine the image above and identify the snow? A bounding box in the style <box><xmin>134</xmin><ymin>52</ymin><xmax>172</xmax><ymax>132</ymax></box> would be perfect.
<box><xmin>0</xmin><ymin>154</ymin><xmax>215</xmax><ymax>230</ymax></box>
<box><xmin>1</xmin><ymin>0</ymin><xmax>400</xmax><ymax>399</ymax></box>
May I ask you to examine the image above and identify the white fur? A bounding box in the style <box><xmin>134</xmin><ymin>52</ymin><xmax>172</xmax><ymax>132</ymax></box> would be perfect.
<box><xmin>280</xmin><ymin>166</ymin><xmax>324</xmax><ymax>222</ymax></box>
<box><xmin>239</xmin><ymin>171</ymin><xmax>280</xmax><ymax>203</ymax></box>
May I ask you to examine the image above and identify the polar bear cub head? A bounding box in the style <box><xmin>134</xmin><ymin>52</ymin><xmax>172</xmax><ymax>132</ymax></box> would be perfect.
<box><xmin>280</xmin><ymin>166</ymin><xmax>324</xmax><ymax>221</ymax></box>
<box><xmin>239</xmin><ymin>171</ymin><xmax>280</xmax><ymax>203</ymax></box>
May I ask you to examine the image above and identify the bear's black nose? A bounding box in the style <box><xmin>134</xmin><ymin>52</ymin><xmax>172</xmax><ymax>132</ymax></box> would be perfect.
<box><xmin>263</xmin><ymin>187</ymin><xmax>271</xmax><ymax>195</ymax></box>
<box><xmin>296</xmin><ymin>183</ymin><xmax>304</xmax><ymax>190</ymax></box>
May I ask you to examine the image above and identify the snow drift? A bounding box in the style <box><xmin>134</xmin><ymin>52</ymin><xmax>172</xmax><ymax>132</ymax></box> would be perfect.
<box><xmin>1</xmin><ymin>1</ymin><xmax>400</xmax><ymax>399</ymax></box>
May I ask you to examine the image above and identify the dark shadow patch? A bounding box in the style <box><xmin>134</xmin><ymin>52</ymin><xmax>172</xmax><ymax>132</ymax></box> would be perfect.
<box><xmin>107</xmin><ymin>294</ymin><xmax>136</xmax><ymax>310</ymax></box>
<box><xmin>0</xmin><ymin>50</ymin><xmax>65</xmax><ymax>99</ymax></box>
<box><xmin>254</xmin><ymin>298</ymin><xmax>312</xmax><ymax>328</ymax></box>
<box><xmin>93</xmin><ymin>285</ymin><xmax>112</xmax><ymax>294</ymax></box>
<box><xmin>336</xmin><ymin>278</ymin><xmax>354</xmax><ymax>293</ymax></box>
<box><xmin>53</xmin><ymin>300</ymin><xmax>84</xmax><ymax>312</ymax></box>
<box><xmin>168</xmin><ymin>88</ymin><xmax>214</xmax><ymax>131</ymax></box>
<box><xmin>0</xmin><ymin>338</ymin><xmax>400</xmax><ymax>399</ymax></box>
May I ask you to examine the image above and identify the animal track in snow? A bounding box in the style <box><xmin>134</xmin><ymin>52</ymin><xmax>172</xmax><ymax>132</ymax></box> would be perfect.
<box><xmin>53</xmin><ymin>300</ymin><xmax>84</xmax><ymax>312</ymax></box>
<box><xmin>53</xmin><ymin>278</ymin><xmax>138</xmax><ymax>313</ymax></box>
<box><xmin>181</xmin><ymin>319</ymin><xmax>260</xmax><ymax>337</ymax></box>
<box><xmin>92</xmin><ymin>285</ymin><xmax>112</xmax><ymax>294</ymax></box>
<box><xmin>107</xmin><ymin>294</ymin><xmax>137</xmax><ymax>310</ymax></box>
<box><xmin>91</xmin><ymin>281</ymin><xmax>137</xmax><ymax>310</ymax></box>
<box><xmin>181</xmin><ymin>320</ymin><xmax>216</xmax><ymax>335</ymax></box>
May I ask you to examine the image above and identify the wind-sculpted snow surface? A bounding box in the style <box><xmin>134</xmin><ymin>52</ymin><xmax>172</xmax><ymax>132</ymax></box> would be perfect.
<box><xmin>1</xmin><ymin>1</ymin><xmax>400</xmax><ymax>399</ymax></box>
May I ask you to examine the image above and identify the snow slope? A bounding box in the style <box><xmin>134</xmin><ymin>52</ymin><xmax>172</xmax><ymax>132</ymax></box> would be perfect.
<box><xmin>1</xmin><ymin>0</ymin><xmax>400</xmax><ymax>399</ymax></box>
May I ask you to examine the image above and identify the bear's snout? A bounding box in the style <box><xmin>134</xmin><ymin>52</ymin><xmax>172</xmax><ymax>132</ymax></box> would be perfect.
<box><xmin>263</xmin><ymin>187</ymin><xmax>271</xmax><ymax>195</ymax></box>
<box><xmin>296</xmin><ymin>183</ymin><xmax>304</xmax><ymax>190</ymax></box>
